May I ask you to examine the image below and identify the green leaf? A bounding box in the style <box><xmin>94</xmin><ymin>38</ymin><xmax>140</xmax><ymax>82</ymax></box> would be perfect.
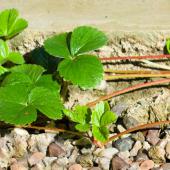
<box><xmin>91</xmin><ymin>102</ymin><xmax>105</xmax><ymax>127</ymax></box>
<box><xmin>44</xmin><ymin>33</ymin><xmax>71</xmax><ymax>59</ymax></box>
<box><xmin>3</xmin><ymin>72</ymin><xmax>60</xmax><ymax>94</ymax></box>
<box><xmin>100</xmin><ymin>111</ymin><xmax>117</xmax><ymax>126</ymax></box>
<box><xmin>0</xmin><ymin>66</ymin><xmax>8</xmax><ymax>75</ymax></box>
<box><xmin>0</xmin><ymin>85</ymin><xmax>37</xmax><ymax>125</ymax></box>
<box><xmin>75</xmin><ymin>124</ymin><xmax>90</xmax><ymax>132</ymax></box>
<box><xmin>0</xmin><ymin>9</ymin><xmax>28</xmax><ymax>39</ymax></box>
<box><xmin>63</xmin><ymin>105</ymin><xmax>90</xmax><ymax>124</ymax></box>
<box><xmin>58</xmin><ymin>55</ymin><xmax>103</xmax><ymax>89</ymax></box>
<box><xmin>0</xmin><ymin>39</ymin><xmax>9</xmax><ymax>64</ymax></box>
<box><xmin>70</xmin><ymin>26</ymin><xmax>108</xmax><ymax>55</ymax></box>
<box><xmin>92</xmin><ymin>125</ymin><xmax>109</xmax><ymax>142</ymax></box>
<box><xmin>2</xmin><ymin>72</ymin><xmax>32</xmax><ymax>86</ymax></box>
<box><xmin>8</xmin><ymin>52</ymin><xmax>25</xmax><ymax>64</ymax></box>
<box><xmin>29</xmin><ymin>87</ymin><xmax>63</xmax><ymax>120</ymax></box>
<box><xmin>36</xmin><ymin>75</ymin><xmax>60</xmax><ymax>93</ymax></box>
<box><xmin>11</xmin><ymin>64</ymin><xmax>45</xmax><ymax>82</ymax></box>
<box><xmin>166</xmin><ymin>39</ymin><xmax>170</xmax><ymax>54</ymax></box>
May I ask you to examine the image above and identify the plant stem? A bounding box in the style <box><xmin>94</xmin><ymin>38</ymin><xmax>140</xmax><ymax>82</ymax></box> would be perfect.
<box><xmin>86</xmin><ymin>78</ymin><xmax>170</xmax><ymax>107</ymax></box>
<box><xmin>104</xmin><ymin>69</ymin><xmax>153</xmax><ymax>74</ymax></box>
<box><xmin>104</xmin><ymin>73</ymin><xmax>170</xmax><ymax>80</ymax></box>
<box><xmin>141</xmin><ymin>60</ymin><xmax>170</xmax><ymax>70</ymax></box>
<box><xmin>104</xmin><ymin>69</ymin><xmax>170</xmax><ymax>74</ymax></box>
<box><xmin>100</xmin><ymin>54</ymin><xmax>170</xmax><ymax>61</ymax></box>
<box><xmin>18</xmin><ymin>125</ymin><xmax>86</xmax><ymax>137</ymax></box>
<box><xmin>103</xmin><ymin>120</ymin><xmax>170</xmax><ymax>145</ymax></box>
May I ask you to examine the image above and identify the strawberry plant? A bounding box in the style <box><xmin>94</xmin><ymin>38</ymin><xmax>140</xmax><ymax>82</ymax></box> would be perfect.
<box><xmin>44</xmin><ymin>26</ymin><xmax>108</xmax><ymax>89</ymax></box>
<box><xmin>0</xmin><ymin>64</ymin><xmax>63</xmax><ymax>125</ymax></box>
<box><xmin>0</xmin><ymin>8</ymin><xmax>28</xmax><ymax>39</ymax></box>
<box><xmin>0</xmin><ymin>39</ymin><xmax>24</xmax><ymax>74</ymax></box>
<box><xmin>0</xmin><ymin>8</ymin><xmax>119</xmax><ymax>145</ymax></box>
<box><xmin>64</xmin><ymin>101</ymin><xmax>117</xmax><ymax>142</ymax></box>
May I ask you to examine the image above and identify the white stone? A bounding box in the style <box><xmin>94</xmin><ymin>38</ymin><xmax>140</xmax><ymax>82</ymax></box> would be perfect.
<box><xmin>130</xmin><ymin>141</ymin><xmax>142</xmax><ymax>157</ymax></box>
<box><xmin>143</xmin><ymin>141</ymin><xmax>151</xmax><ymax>151</ymax></box>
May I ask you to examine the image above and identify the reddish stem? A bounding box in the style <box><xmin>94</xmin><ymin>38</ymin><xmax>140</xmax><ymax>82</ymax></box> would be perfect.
<box><xmin>86</xmin><ymin>78</ymin><xmax>170</xmax><ymax>107</ymax></box>
<box><xmin>100</xmin><ymin>54</ymin><xmax>170</xmax><ymax>61</ymax></box>
<box><xmin>104</xmin><ymin>120</ymin><xmax>170</xmax><ymax>145</ymax></box>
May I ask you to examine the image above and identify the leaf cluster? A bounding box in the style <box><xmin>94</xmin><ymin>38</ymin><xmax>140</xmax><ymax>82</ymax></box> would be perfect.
<box><xmin>44</xmin><ymin>26</ymin><xmax>108</xmax><ymax>89</ymax></box>
<box><xmin>64</xmin><ymin>102</ymin><xmax>117</xmax><ymax>142</ymax></box>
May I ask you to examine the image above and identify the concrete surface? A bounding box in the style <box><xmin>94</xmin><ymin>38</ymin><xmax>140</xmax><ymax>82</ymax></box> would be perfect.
<box><xmin>1</xmin><ymin>0</ymin><xmax>170</xmax><ymax>32</ymax></box>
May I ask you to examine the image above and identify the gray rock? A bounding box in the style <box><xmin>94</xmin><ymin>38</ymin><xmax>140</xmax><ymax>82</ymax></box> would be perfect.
<box><xmin>68</xmin><ymin>148</ymin><xmax>79</xmax><ymax>164</ymax></box>
<box><xmin>57</xmin><ymin>157</ymin><xmax>69</xmax><ymax>167</ymax></box>
<box><xmin>111</xmin><ymin>156</ymin><xmax>129</xmax><ymax>170</ymax></box>
<box><xmin>98</xmin><ymin>157</ymin><xmax>110</xmax><ymax>170</ymax></box>
<box><xmin>161</xmin><ymin>163</ymin><xmax>170</xmax><ymax>170</ymax></box>
<box><xmin>113</xmin><ymin>137</ymin><xmax>134</xmax><ymax>151</ymax></box>
<box><xmin>135</xmin><ymin>150</ymin><xmax>149</xmax><ymax>161</ymax></box>
<box><xmin>128</xmin><ymin>162</ymin><xmax>140</xmax><ymax>170</ymax></box>
<box><xmin>48</xmin><ymin>143</ymin><xmax>66</xmax><ymax>157</ymax></box>
<box><xmin>148</xmin><ymin>146</ymin><xmax>166</xmax><ymax>163</ymax></box>
<box><xmin>146</xmin><ymin>130</ymin><xmax>160</xmax><ymax>145</ymax></box>
<box><xmin>111</xmin><ymin>103</ymin><xmax>127</xmax><ymax>116</ymax></box>
<box><xmin>117</xmin><ymin>151</ymin><xmax>131</xmax><ymax>163</ymax></box>
<box><xmin>94</xmin><ymin>148</ymin><xmax>118</xmax><ymax>159</ymax></box>
<box><xmin>51</xmin><ymin>161</ymin><xmax>66</xmax><ymax>170</ymax></box>
<box><xmin>89</xmin><ymin>168</ymin><xmax>101</xmax><ymax>170</ymax></box>
<box><xmin>27</xmin><ymin>133</ymin><xmax>55</xmax><ymax>154</ymax></box>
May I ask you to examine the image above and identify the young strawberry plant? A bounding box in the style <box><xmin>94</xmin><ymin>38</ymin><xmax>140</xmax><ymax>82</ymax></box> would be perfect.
<box><xmin>0</xmin><ymin>8</ymin><xmax>27</xmax><ymax>75</ymax></box>
<box><xmin>44</xmin><ymin>26</ymin><xmax>108</xmax><ymax>89</ymax></box>
<box><xmin>0</xmin><ymin>39</ymin><xmax>24</xmax><ymax>74</ymax></box>
<box><xmin>0</xmin><ymin>64</ymin><xmax>63</xmax><ymax>125</ymax></box>
<box><xmin>64</xmin><ymin>101</ymin><xmax>117</xmax><ymax>142</ymax></box>
<box><xmin>0</xmin><ymin>8</ymin><xmax>28</xmax><ymax>39</ymax></box>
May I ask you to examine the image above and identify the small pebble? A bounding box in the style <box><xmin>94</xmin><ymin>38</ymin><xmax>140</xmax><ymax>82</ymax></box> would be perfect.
<box><xmin>132</xmin><ymin>132</ymin><xmax>145</xmax><ymax>142</ymax></box>
<box><xmin>76</xmin><ymin>154</ymin><xmax>93</xmax><ymax>168</ymax></box>
<box><xmin>69</xmin><ymin>164</ymin><xmax>82</xmax><ymax>170</ymax></box>
<box><xmin>98</xmin><ymin>157</ymin><xmax>110</xmax><ymax>170</ymax></box>
<box><xmin>165</xmin><ymin>142</ymin><xmax>170</xmax><ymax>159</ymax></box>
<box><xmin>143</xmin><ymin>141</ymin><xmax>151</xmax><ymax>151</ymax></box>
<box><xmin>118</xmin><ymin>151</ymin><xmax>130</xmax><ymax>163</ymax></box>
<box><xmin>135</xmin><ymin>150</ymin><xmax>149</xmax><ymax>161</ymax></box>
<box><xmin>146</xmin><ymin>130</ymin><xmax>160</xmax><ymax>145</ymax></box>
<box><xmin>98</xmin><ymin>148</ymin><xmax>118</xmax><ymax>159</ymax></box>
<box><xmin>161</xmin><ymin>163</ymin><xmax>170</xmax><ymax>170</ymax></box>
<box><xmin>28</xmin><ymin>152</ymin><xmax>45</xmax><ymax>166</ymax></box>
<box><xmin>113</xmin><ymin>137</ymin><xmax>134</xmax><ymax>151</ymax></box>
<box><xmin>48</xmin><ymin>143</ymin><xmax>66</xmax><ymax>157</ymax></box>
<box><xmin>10</xmin><ymin>162</ymin><xmax>27</xmax><ymax>170</ymax></box>
<box><xmin>89</xmin><ymin>167</ymin><xmax>101</xmax><ymax>170</ymax></box>
<box><xmin>148</xmin><ymin>146</ymin><xmax>166</xmax><ymax>163</ymax></box>
<box><xmin>130</xmin><ymin>141</ymin><xmax>142</xmax><ymax>157</ymax></box>
<box><xmin>140</xmin><ymin>160</ymin><xmax>154</xmax><ymax>170</ymax></box>
<box><xmin>128</xmin><ymin>162</ymin><xmax>140</xmax><ymax>170</ymax></box>
<box><xmin>111</xmin><ymin>156</ymin><xmax>129</xmax><ymax>170</ymax></box>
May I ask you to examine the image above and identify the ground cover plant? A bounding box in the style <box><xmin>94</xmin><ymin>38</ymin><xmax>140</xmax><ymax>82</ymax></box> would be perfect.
<box><xmin>1</xmin><ymin>8</ymin><xmax>170</xmax><ymax>146</ymax></box>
